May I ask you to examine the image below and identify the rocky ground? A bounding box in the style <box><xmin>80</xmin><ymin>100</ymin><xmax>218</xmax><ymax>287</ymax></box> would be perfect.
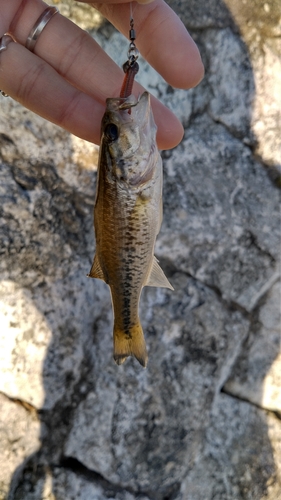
<box><xmin>0</xmin><ymin>0</ymin><xmax>280</xmax><ymax>499</ymax></box>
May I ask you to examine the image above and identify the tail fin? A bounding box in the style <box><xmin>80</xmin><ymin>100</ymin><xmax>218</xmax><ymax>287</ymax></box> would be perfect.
<box><xmin>113</xmin><ymin>321</ymin><xmax>148</xmax><ymax>368</ymax></box>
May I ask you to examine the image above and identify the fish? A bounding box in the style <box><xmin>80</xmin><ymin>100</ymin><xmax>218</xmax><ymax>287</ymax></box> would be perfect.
<box><xmin>88</xmin><ymin>91</ymin><xmax>173</xmax><ymax>367</ymax></box>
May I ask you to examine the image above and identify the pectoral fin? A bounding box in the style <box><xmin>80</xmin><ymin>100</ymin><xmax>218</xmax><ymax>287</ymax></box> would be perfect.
<box><xmin>145</xmin><ymin>257</ymin><xmax>174</xmax><ymax>290</ymax></box>
<box><xmin>87</xmin><ymin>255</ymin><xmax>106</xmax><ymax>282</ymax></box>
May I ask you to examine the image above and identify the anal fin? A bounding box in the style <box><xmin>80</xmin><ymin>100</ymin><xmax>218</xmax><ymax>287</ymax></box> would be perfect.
<box><xmin>145</xmin><ymin>256</ymin><xmax>174</xmax><ymax>290</ymax></box>
<box><xmin>87</xmin><ymin>254</ymin><xmax>106</xmax><ymax>282</ymax></box>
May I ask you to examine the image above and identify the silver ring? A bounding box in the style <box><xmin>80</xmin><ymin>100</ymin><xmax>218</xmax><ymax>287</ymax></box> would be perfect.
<box><xmin>0</xmin><ymin>34</ymin><xmax>15</xmax><ymax>97</ymax></box>
<box><xmin>25</xmin><ymin>6</ymin><xmax>59</xmax><ymax>52</ymax></box>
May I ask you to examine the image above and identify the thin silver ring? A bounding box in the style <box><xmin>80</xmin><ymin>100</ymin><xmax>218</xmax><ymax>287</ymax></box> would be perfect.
<box><xmin>25</xmin><ymin>6</ymin><xmax>59</xmax><ymax>52</ymax></box>
<box><xmin>0</xmin><ymin>35</ymin><xmax>15</xmax><ymax>97</ymax></box>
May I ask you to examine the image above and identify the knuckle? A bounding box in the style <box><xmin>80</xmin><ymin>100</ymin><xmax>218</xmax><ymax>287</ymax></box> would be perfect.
<box><xmin>17</xmin><ymin>60</ymin><xmax>46</xmax><ymax>103</ymax></box>
<box><xmin>57</xmin><ymin>91</ymin><xmax>81</xmax><ymax>128</ymax></box>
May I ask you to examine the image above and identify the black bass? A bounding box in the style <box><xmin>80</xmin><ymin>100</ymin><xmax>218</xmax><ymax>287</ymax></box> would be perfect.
<box><xmin>89</xmin><ymin>92</ymin><xmax>173</xmax><ymax>367</ymax></box>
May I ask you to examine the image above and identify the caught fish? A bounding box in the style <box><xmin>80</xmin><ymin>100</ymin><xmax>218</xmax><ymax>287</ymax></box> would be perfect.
<box><xmin>88</xmin><ymin>92</ymin><xmax>173</xmax><ymax>367</ymax></box>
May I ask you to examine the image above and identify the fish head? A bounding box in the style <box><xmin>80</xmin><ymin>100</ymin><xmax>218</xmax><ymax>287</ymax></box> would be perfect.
<box><xmin>100</xmin><ymin>92</ymin><xmax>158</xmax><ymax>186</ymax></box>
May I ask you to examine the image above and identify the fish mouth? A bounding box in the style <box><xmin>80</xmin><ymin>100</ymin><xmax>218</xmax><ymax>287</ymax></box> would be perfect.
<box><xmin>105</xmin><ymin>92</ymin><xmax>151</xmax><ymax>125</ymax></box>
<box><xmin>119</xmin><ymin>96</ymin><xmax>141</xmax><ymax>111</ymax></box>
<box><xmin>105</xmin><ymin>93</ymin><xmax>141</xmax><ymax>112</ymax></box>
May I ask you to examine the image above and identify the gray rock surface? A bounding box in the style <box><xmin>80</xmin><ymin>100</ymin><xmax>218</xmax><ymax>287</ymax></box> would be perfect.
<box><xmin>0</xmin><ymin>1</ymin><xmax>280</xmax><ymax>499</ymax></box>
<box><xmin>224</xmin><ymin>280</ymin><xmax>281</xmax><ymax>412</ymax></box>
<box><xmin>181</xmin><ymin>393</ymin><xmax>281</xmax><ymax>500</ymax></box>
<box><xmin>63</xmin><ymin>279</ymin><xmax>249</xmax><ymax>493</ymax></box>
<box><xmin>0</xmin><ymin>394</ymin><xmax>40</xmax><ymax>499</ymax></box>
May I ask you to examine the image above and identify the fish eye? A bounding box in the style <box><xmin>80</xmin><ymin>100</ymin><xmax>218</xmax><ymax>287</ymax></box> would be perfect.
<box><xmin>104</xmin><ymin>123</ymin><xmax>119</xmax><ymax>142</ymax></box>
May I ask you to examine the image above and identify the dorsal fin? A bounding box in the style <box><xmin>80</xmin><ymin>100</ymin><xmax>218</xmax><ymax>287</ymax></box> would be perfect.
<box><xmin>145</xmin><ymin>257</ymin><xmax>174</xmax><ymax>290</ymax></box>
<box><xmin>87</xmin><ymin>255</ymin><xmax>106</xmax><ymax>282</ymax></box>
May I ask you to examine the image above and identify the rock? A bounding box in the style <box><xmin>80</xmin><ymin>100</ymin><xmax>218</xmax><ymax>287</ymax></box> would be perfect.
<box><xmin>0</xmin><ymin>394</ymin><xmax>40</xmax><ymax>499</ymax></box>
<box><xmin>224</xmin><ymin>280</ymin><xmax>281</xmax><ymax>413</ymax></box>
<box><xmin>0</xmin><ymin>281</ymin><xmax>53</xmax><ymax>409</ymax></box>
<box><xmin>159</xmin><ymin>115</ymin><xmax>280</xmax><ymax>311</ymax></box>
<box><xmin>204</xmin><ymin>28</ymin><xmax>255</xmax><ymax>138</ymax></box>
<box><xmin>0</xmin><ymin>0</ymin><xmax>280</xmax><ymax>498</ymax></box>
<box><xmin>180</xmin><ymin>392</ymin><xmax>281</xmax><ymax>500</ymax></box>
<box><xmin>166</xmin><ymin>0</ymin><xmax>235</xmax><ymax>30</ymax></box>
<box><xmin>52</xmin><ymin>0</ymin><xmax>103</xmax><ymax>31</ymax></box>
<box><xmin>0</xmin><ymin>155</ymin><xmax>104</xmax><ymax>411</ymax></box>
<box><xmin>225</xmin><ymin>0</ymin><xmax>281</xmax><ymax>173</ymax></box>
<box><xmin>64</xmin><ymin>277</ymin><xmax>249</xmax><ymax>493</ymax></box>
<box><xmin>11</xmin><ymin>463</ymin><xmax>150</xmax><ymax>500</ymax></box>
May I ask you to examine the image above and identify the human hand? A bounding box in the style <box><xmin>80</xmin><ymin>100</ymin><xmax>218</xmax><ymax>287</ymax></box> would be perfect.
<box><xmin>0</xmin><ymin>0</ymin><xmax>204</xmax><ymax>150</ymax></box>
